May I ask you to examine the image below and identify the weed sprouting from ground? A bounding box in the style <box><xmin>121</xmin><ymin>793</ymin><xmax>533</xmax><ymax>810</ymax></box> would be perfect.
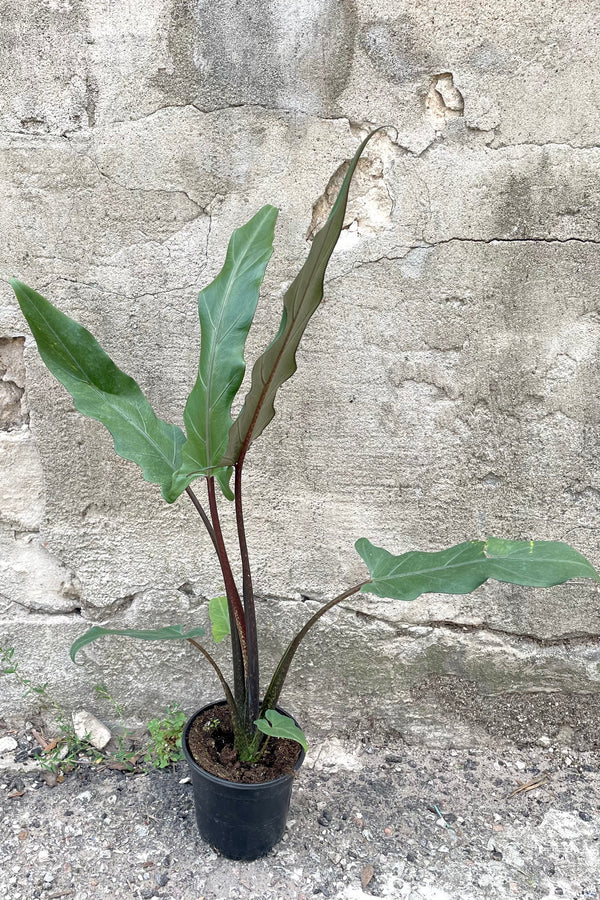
<box><xmin>144</xmin><ymin>705</ymin><xmax>187</xmax><ymax>769</ymax></box>
<box><xmin>0</xmin><ymin>646</ymin><xmax>186</xmax><ymax>774</ymax></box>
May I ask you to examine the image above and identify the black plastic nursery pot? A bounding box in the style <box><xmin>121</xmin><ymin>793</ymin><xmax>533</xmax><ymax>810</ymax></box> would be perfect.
<box><xmin>182</xmin><ymin>701</ymin><xmax>305</xmax><ymax>861</ymax></box>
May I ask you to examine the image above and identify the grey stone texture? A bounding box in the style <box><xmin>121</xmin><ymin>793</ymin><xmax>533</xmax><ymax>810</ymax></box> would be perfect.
<box><xmin>1</xmin><ymin>0</ymin><xmax>599</xmax><ymax>745</ymax></box>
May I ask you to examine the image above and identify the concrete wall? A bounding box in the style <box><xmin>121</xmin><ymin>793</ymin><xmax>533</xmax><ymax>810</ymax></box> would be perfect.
<box><xmin>1</xmin><ymin>0</ymin><xmax>599</xmax><ymax>747</ymax></box>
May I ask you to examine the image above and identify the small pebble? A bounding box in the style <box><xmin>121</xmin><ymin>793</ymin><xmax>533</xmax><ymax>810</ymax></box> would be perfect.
<box><xmin>0</xmin><ymin>736</ymin><xmax>18</xmax><ymax>754</ymax></box>
<box><xmin>72</xmin><ymin>710</ymin><xmax>112</xmax><ymax>750</ymax></box>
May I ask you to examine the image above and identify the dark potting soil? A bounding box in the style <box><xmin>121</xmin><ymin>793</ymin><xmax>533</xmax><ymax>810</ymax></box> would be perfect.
<box><xmin>187</xmin><ymin>705</ymin><xmax>302</xmax><ymax>784</ymax></box>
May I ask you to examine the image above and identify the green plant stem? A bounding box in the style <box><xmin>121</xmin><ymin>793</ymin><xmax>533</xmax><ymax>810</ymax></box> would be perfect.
<box><xmin>260</xmin><ymin>581</ymin><xmax>370</xmax><ymax>716</ymax></box>
<box><xmin>206</xmin><ymin>477</ymin><xmax>247</xmax><ymax>705</ymax></box>
<box><xmin>186</xmin><ymin>638</ymin><xmax>242</xmax><ymax>733</ymax></box>
<box><xmin>234</xmin><ymin>462</ymin><xmax>260</xmax><ymax>727</ymax></box>
<box><xmin>253</xmin><ymin>733</ymin><xmax>270</xmax><ymax>761</ymax></box>
<box><xmin>185</xmin><ymin>486</ymin><xmax>218</xmax><ymax>547</ymax></box>
<box><xmin>1</xmin><ymin>646</ymin><xmax>63</xmax><ymax>715</ymax></box>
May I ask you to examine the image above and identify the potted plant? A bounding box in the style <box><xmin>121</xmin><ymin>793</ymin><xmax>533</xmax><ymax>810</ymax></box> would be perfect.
<box><xmin>10</xmin><ymin>128</ymin><xmax>599</xmax><ymax>860</ymax></box>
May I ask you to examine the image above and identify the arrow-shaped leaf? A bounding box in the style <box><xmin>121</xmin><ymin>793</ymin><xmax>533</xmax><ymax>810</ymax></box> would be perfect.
<box><xmin>70</xmin><ymin>624</ymin><xmax>206</xmax><ymax>662</ymax></box>
<box><xmin>209</xmin><ymin>595</ymin><xmax>231</xmax><ymax>643</ymax></box>
<box><xmin>221</xmin><ymin>128</ymin><xmax>388</xmax><ymax>467</ymax></box>
<box><xmin>356</xmin><ymin>536</ymin><xmax>600</xmax><ymax>602</ymax></box>
<box><xmin>168</xmin><ymin>205</ymin><xmax>278</xmax><ymax>501</ymax></box>
<box><xmin>11</xmin><ymin>280</ymin><xmax>185</xmax><ymax>501</ymax></box>
<box><xmin>254</xmin><ymin>709</ymin><xmax>308</xmax><ymax>752</ymax></box>
<box><xmin>260</xmin><ymin>536</ymin><xmax>598</xmax><ymax>716</ymax></box>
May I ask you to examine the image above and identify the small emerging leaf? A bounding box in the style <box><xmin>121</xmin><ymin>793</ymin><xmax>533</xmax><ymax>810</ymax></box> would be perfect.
<box><xmin>70</xmin><ymin>624</ymin><xmax>205</xmax><ymax>663</ymax></box>
<box><xmin>356</xmin><ymin>536</ymin><xmax>599</xmax><ymax>602</ymax></box>
<box><xmin>254</xmin><ymin>709</ymin><xmax>308</xmax><ymax>752</ymax></box>
<box><xmin>208</xmin><ymin>596</ymin><xmax>231</xmax><ymax>643</ymax></box>
<box><xmin>11</xmin><ymin>280</ymin><xmax>185</xmax><ymax>501</ymax></box>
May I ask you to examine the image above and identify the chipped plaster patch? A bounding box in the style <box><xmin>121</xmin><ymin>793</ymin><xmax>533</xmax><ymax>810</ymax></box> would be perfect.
<box><xmin>426</xmin><ymin>73</ymin><xmax>465</xmax><ymax>129</ymax></box>
<box><xmin>0</xmin><ymin>338</ymin><xmax>28</xmax><ymax>431</ymax></box>
<box><xmin>308</xmin><ymin>150</ymin><xmax>394</xmax><ymax>245</ymax></box>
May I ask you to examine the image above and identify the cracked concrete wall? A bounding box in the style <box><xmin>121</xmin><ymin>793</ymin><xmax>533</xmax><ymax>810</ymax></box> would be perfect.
<box><xmin>1</xmin><ymin>0</ymin><xmax>600</xmax><ymax>748</ymax></box>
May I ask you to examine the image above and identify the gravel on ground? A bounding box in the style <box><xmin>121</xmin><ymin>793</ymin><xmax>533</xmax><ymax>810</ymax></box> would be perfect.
<box><xmin>1</xmin><ymin>722</ymin><xmax>599</xmax><ymax>900</ymax></box>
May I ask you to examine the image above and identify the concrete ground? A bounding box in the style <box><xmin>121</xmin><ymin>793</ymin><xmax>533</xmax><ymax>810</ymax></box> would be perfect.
<box><xmin>1</xmin><ymin>726</ymin><xmax>598</xmax><ymax>900</ymax></box>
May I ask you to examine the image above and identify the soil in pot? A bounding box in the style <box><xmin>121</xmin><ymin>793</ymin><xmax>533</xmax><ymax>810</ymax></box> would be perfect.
<box><xmin>187</xmin><ymin>704</ymin><xmax>301</xmax><ymax>784</ymax></box>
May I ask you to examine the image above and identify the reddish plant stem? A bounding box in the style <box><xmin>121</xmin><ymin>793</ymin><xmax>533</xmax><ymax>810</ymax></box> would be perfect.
<box><xmin>206</xmin><ymin>478</ymin><xmax>248</xmax><ymax>682</ymax></box>
<box><xmin>234</xmin><ymin>462</ymin><xmax>260</xmax><ymax>725</ymax></box>
<box><xmin>187</xmin><ymin>483</ymin><xmax>246</xmax><ymax>706</ymax></box>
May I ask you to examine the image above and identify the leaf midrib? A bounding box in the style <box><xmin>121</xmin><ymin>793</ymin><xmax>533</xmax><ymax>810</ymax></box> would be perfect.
<box><xmin>190</xmin><ymin>217</ymin><xmax>267</xmax><ymax>466</ymax></box>
<box><xmin>373</xmin><ymin>551</ymin><xmax>591</xmax><ymax>584</ymax></box>
<box><xmin>235</xmin><ymin>217</ymin><xmax>337</xmax><ymax>462</ymax></box>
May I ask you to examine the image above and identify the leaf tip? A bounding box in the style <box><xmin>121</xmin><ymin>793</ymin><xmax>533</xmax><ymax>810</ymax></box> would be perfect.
<box><xmin>9</xmin><ymin>278</ymin><xmax>26</xmax><ymax>302</ymax></box>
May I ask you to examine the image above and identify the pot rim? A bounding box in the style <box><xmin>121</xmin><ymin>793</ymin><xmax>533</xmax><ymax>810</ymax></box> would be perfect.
<box><xmin>182</xmin><ymin>699</ymin><xmax>305</xmax><ymax>790</ymax></box>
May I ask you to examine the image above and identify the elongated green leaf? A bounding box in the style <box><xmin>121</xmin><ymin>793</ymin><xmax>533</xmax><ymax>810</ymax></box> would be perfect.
<box><xmin>356</xmin><ymin>536</ymin><xmax>599</xmax><ymax>602</ymax></box>
<box><xmin>254</xmin><ymin>709</ymin><xmax>308</xmax><ymax>752</ymax></box>
<box><xmin>70</xmin><ymin>624</ymin><xmax>206</xmax><ymax>662</ymax></box>
<box><xmin>221</xmin><ymin>128</ymin><xmax>388</xmax><ymax>466</ymax></box>
<box><xmin>11</xmin><ymin>280</ymin><xmax>185</xmax><ymax>501</ymax></box>
<box><xmin>167</xmin><ymin>206</ymin><xmax>278</xmax><ymax>502</ymax></box>
<box><xmin>209</xmin><ymin>595</ymin><xmax>231</xmax><ymax>643</ymax></box>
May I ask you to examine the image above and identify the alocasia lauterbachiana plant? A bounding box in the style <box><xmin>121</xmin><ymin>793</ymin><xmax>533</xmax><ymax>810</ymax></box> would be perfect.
<box><xmin>10</xmin><ymin>129</ymin><xmax>599</xmax><ymax>762</ymax></box>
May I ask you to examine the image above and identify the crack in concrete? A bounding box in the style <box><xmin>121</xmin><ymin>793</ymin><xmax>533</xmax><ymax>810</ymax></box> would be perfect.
<box><xmin>253</xmin><ymin>594</ymin><xmax>600</xmax><ymax>649</ymax></box>
<box><xmin>53</xmin><ymin>139</ymin><xmax>207</xmax><ymax>216</ymax></box>
<box><xmin>204</xmin><ymin>200</ymin><xmax>214</xmax><ymax>261</ymax></box>
<box><xmin>74</xmin><ymin>590</ymin><xmax>142</xmax><ymax>624</ymax></box>
<box><xmin>42</xmin><ymin>276</ymin><xmax>204</xmax><ymax>302</ymax></box>
<box><xmin>324</xmin><ymin>234</ymin><xmax>600</xmax><ymax>285</ymax></box>
<box><xmin>491</xmin><ymin>140</ymin><xmax>600</xmax><ymax>152</ymax></box>
<box><xmin>6</xmin><ymin>117</ymin><xmax>600</xmax><ymax>159</ymax></box>
<box><xmin>62</xmin><ymin>102</ymin><xmax>364</xmax><ymax>131</ymax></box>
<box><xmin>348</xmin><ymin>605</ymin><xmax>600</xmax><ymax>648</ymax></box>
<box><xmin>427</xmin><ymin>236</ymin><xmax>600</xmax><ymax>248</ymax></box>
<box><xmin>1</xmin><ymin>595</ymin><xmax>83</xmax><ymax>617</ymax></box>
<box><xmin>422</xmin><ymin>618</ymin><xmax>600</xmax><ymax>648</ymax></box>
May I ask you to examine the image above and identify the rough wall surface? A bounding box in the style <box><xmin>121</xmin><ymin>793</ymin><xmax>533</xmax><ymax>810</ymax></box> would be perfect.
<box><xmin>1</xmin><ymin>0</ymin><xmax>599</xmax><ymax>746</ymax></box>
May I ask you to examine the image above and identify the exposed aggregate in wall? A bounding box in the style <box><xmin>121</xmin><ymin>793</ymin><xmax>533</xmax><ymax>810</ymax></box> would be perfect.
<box><xmin>1</xmin><ymin>0</ymin><xmax>599</xmax><ymax>747</ymax></box>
